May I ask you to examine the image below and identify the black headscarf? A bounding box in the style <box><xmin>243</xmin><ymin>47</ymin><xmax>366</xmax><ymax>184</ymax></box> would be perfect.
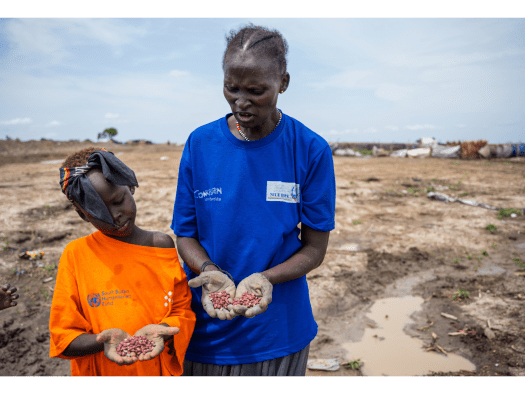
<box><xmin>59</xmin><ymin>149</ymin><xmax>138</xmax><ymax>225</ymax></box>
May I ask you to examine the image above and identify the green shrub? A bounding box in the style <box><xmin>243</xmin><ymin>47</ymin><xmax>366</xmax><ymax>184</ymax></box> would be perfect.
<box><xmin>497</xmin><ymin>208</ymin><xmax>522</xmax><ymax>220</ymax></box>
<box><xmin>486</xmin><ymin>224</ymin><xmax>497</xmax><ymax>233</ymax></box>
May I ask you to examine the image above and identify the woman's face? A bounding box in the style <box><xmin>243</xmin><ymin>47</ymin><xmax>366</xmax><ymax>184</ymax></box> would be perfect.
<box><xmin>223</xmin><ymin>51</ymin><xmax>289</xmax><ymax>130</ymax></box>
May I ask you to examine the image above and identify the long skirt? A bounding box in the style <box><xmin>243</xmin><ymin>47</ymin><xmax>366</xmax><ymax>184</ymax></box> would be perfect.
<box><xmin>182</xmin><ymin>344</ymin><xmax>310</xmax><ymax>376</ymax></box>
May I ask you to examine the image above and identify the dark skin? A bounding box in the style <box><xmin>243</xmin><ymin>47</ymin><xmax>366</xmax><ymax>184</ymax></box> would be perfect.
<box><xmin>61</xmin><ymin>169</ymin><xmax>179</xmax><ymax>364</ymax></box>
<box><xmin>177</xmin><ymin>224</ymin><xmax>329</xmax><ymax>285</ymax></box>
<box><xmin>0</xmin><ymin>284</ymin><xmax>19</xmax><ymax>310</ymax></box>
<box><xmin>223</xmin><ymin>50</ymin><xmax>290</xmax><ymax>141</ymax></box>
<box><xmin>177</xmin><ymin>49</ymin><xmax>330</xmax><ymax>318</ymax></box>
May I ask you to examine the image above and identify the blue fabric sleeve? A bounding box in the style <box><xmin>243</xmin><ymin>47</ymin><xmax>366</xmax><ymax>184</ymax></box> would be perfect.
<box><xmin>171</xmin><ymin>151</ymin><xmax>198</xmax><ymax>238</ymax></box>
<box><xmin>300</xmin><ymin>145</ymin><xmax>336</xmax><ymax>232</ymax></box>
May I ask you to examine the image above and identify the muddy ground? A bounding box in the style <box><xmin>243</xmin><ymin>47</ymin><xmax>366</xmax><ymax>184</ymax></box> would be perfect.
<box><xmin>0</xmin><ymin>139</ymin><xmax>524</xmax><ymax>376</ymax></box>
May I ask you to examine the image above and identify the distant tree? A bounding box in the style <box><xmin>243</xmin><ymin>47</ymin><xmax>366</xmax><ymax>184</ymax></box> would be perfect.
<box><xmin>98</xmin><ymin>127</ymin><xmax>118</xmax><ymax>141</ymax></box>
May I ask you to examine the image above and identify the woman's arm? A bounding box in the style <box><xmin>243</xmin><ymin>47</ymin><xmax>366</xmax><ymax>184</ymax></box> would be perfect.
<box><xmin>262</xmin><ymin>224</ymin><xmax>330</xmax><ymax>285</ymax></box>
<box><xmin>176</xmin><ymin>236</ymin><xmax>218</xmax><ymax>274</ymax></box>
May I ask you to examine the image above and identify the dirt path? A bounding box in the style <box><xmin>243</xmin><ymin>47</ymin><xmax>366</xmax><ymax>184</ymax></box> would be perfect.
<box><xmin>0</xmin><ymin>139</ymin><xmax>524</xmax><ymax>376</ymax></box>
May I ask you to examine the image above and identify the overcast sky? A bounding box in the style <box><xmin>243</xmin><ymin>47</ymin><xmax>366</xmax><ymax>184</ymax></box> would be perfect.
<box><xmin>1</xmin><ymin>5</ymin><xmax>524</xmax><ymax>144</ymax></box>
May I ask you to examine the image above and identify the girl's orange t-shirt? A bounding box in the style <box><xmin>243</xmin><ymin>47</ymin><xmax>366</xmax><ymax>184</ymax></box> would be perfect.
<box><xmin>49</xmin><ymin>231</ymin><xmax>196</xmax><ymax>376</ymax></box>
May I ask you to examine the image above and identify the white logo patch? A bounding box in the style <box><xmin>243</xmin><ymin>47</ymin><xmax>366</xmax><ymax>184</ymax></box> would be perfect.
<box><xmin>266</xmin><ymin>181</ymin><xmax>300</xmax><ymax>203</ymax></box>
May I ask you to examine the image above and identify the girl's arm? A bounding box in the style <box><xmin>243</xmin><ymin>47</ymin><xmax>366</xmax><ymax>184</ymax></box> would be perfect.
<box><xmin>62</xmin><ymin>333</ymin><xmax>103</xmax><ymax>357</ymax></box>
<box><xmin>262</xmin><ymin>223</ymin><xmax>330</xmax><ymax>285</ymax></box>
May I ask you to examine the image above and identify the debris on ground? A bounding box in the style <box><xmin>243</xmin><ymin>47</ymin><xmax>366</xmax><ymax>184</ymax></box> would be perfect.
<box><xmin>19</xmin><ymin>250</ymin><xmax>45</xmax><ymax>260</ymax></box>
<box><xmin>307</xmin><ymin>358</ymin><xmax>340</xmax><ymax>371</ymax></box>
<box><xmin>427</xmin><ymin>191</ymin><xmax>502</xmax><ymax>210</ymax></box>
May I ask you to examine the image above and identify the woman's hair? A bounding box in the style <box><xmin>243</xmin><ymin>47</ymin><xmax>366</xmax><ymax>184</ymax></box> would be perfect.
<box><xmin>222</xmin><ymin>23</ymin><xmax>289</xmax><ymax>74</ymax></box>
<box><xmin>61</xmin><ymin>147</ymin><xmax>103</xmax><ymax>168</ymax></box>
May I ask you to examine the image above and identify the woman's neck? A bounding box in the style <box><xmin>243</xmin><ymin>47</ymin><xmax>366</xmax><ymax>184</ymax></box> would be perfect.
<box><xmin>228</xmin><ymin>110</ymin><xmax>281</xmax><ymax>141</ymax></box>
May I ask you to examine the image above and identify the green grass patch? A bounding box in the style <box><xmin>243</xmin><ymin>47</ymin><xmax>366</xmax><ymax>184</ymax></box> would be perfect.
<box><xmin>352</xmin><ymin>220</ymin><xmax>363</xmax><ymax>225</ymax></box>
<box><xmin>459</xmin><ymin>192</ymin><xmax>468</xmax><ymax>197</ymax></box>
<box><xmin>497</xmin><ymin>208</ymin><xmax>522</xmax><ymax>220</ymax></box>
<box><xmin>486</xmin><ymin>224</ymin><xmax>497</xmax><ymax>233</ymax></box>
<box><xmin>343</xmin><ymin>359</ymin><xmax>362</xmax><ymax>370</ymax></box>
<box><xmin>453</xmin><ymin>289</ymin><xmax>469</xmax><ymax>300</ymax></box>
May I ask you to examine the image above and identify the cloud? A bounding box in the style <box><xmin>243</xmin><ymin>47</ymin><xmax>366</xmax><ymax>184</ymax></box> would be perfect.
<box><xmin>386</xmin><ymin>125</ymin><xmax>399</xmax><ymax>131</ymax></box>
<box><xmin>105</xmin><ymin>113</ymin><xmax>120</xmax><ymax>119</ymax></box>
<box><xmin>169</xmin><ymin>70</ymin><xmax>190</xmax><ymax>78</ymax></box>
<box><xmin>3</xmin><ymin>19</ymin><xmax>147</xmax><ymax>68</ymax></box>
<box><xmin>45</xmin><ymin>120</ymin><xmax>61</xmax><ymax>127</ymax></box>
<box><xmin>0</xmin><ymin>118</ymin><xmax>32</xmax><ymax>125</ymax></box>
<box><xmin>403</xmin><ymin>124</ymin><xmax>438</xmax><ymax>131</ymax></box>
<box><xmin>320</xmin><ymin>127</ymin><xmax>378</xmax><ymax>136</ymax></box>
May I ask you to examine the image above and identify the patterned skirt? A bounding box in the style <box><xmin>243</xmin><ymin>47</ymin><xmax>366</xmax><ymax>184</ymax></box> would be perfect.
<box><xmin>182</xmin><ymin>344</ymin><xmax>310</xmax><ymax>376</ymax></box>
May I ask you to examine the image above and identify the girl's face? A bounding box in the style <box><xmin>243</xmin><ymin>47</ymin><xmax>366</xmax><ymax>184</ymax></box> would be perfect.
<box><xmin>223</xmin><ymin>51</ymin><xmax>289</xmax><ymax>130</ymax></box>
<box><xmin>73</xmin><ymin>169</ymin><xmax>137</xmax><ymax>238</ymax></box>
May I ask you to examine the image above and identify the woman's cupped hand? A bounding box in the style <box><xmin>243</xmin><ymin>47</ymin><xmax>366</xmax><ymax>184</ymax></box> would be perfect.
<box><xmin>188</xmin><ymin>271</ymin><xmax>237</xmax><ymax>320</ymax></box>
<box><xmin>232</xmin><ymin>273</ymin><xmax>273</xmax><ymax>318</ymax></box>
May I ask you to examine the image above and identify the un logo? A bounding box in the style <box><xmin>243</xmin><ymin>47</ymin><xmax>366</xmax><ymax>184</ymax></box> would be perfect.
<box><xmin>87</xmin><ymin>293</ymin><xmax>101</xmax><ymax>307</ymax></box>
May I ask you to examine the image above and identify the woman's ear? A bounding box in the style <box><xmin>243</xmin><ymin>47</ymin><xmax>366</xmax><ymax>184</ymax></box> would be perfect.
<box><xmin>280</xmin><ymin>72</ymin><xmax>290</xmax><ymax>93</ymax></box>
<box><xmin>128</xmin><ymin>186</ymin><xmax>135</xmax><ymax>195</ymax></box>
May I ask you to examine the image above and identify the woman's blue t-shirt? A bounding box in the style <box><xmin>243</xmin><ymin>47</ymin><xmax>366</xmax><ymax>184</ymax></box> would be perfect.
<box><xmin>171</xmin><ymin>112</ymin><xmax>336</xmax><ymax>365</ymax></box>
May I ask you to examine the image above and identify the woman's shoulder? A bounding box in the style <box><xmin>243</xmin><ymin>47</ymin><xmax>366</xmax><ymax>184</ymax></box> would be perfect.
<box><xmin>284</xmin><ymin>114</ymin><xmax>331</xmax><ymax>153</ymax></box>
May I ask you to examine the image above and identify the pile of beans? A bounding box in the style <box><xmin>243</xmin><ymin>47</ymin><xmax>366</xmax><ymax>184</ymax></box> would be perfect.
<box><xmin>116</xmin><ymin>336</ymin><xmax>155</xmax><ymax>357</ymax></box>
<box><xmin>209</xmin><ymin>290</ymin><xmax>231</xmax><ymax>309</ymax></box>
<box><xmin>209</xmin><ymin>291</ymin><xmax>262</xmax><ymax>309</ymax></box>
<box><xmin>231</xmin><ymin>291</ymin><xmax>261</xmax><ymax>308</ymax></box>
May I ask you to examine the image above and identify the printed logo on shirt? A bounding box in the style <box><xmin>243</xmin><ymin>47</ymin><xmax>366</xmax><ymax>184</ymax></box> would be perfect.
<box><xmin>266</xmin><ymin>181</ymin><xmax>300</xmax><ymax>203</ymax></box>
<box><xmin>87</xmin><ymin>293</ymin><xmax>101</xmax><ymax>307</ymax></box>
<box><xmin>102</xmin><ymin>289</ymin><xmax>131</xmax><ymax>306</ymax></box>
<box><xmin>194</xmin><ymin>187</ymin><xmax>222</xmax><ymax>201</ymax></box>
<box><xmin>163</xmin><ymin>290</ymin><xmax>173</xmax><ymax>308</ymax></box>
<box><xmin>88</xmin><ymin>289</ymin><xmax>132</xmax><ymax>307</ymax></box>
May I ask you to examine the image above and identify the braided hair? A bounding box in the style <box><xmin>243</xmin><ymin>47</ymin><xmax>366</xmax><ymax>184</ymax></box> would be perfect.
<box><xmin>222</xmin><ymin>23</ymin><xmax>289</xmax><ymax>75</ymax></box>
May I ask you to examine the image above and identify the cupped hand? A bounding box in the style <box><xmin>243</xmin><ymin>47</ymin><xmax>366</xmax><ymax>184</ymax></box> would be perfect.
<box><xmin>96</xmin><ymin>328</ymin><xmax>137</xmax><ymax>365</ymax></box>
<box><xmin>232</xmin><ymin>273</ymin><xmax>273</xmax><ymax>318</ymax></box>
<box><xmin>133</xmin><ymin>324</ymin><xmax>180</xmax><ymax>361</ymax></box>
<box><xmin>0</xmin><ymin>284</ymin><xmax>19</xmax><ymax>310</ymax></box>
<box><xmin>188</xmin><ymin>271</ymin><xmax>237</xmax><ymax>320</ymax></box>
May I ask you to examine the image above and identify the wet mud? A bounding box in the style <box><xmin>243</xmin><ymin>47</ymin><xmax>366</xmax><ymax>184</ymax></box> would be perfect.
<box><xmin>0</xmin><ymin>139</ymin><xmax>524</xmax><ymax>376</ymax></box>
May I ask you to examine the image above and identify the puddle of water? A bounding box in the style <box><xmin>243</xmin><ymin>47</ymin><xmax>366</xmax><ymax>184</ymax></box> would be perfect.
<box><xmin>342</xmin><ymin>296</ymin><xmax>476</xmax><ymax>376</ymax></box>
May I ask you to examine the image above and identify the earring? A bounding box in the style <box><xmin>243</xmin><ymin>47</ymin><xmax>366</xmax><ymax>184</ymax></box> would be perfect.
<box><xmin>280</xmin><ymin>90</ymin><xmax>284</xmax><ymax>94</ymax></box>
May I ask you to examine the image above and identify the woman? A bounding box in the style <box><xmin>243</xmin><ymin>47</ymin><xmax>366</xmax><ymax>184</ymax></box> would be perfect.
<box><xmin>171</xmin><ymin>24</ymin><xmax>336</xmax><ymax>376</ymax></box>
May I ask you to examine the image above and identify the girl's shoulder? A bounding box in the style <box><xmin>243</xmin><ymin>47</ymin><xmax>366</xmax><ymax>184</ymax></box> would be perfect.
<box><xmin>142</xmin><ymin>230</ymin><xmax>175</xmax><ymax>249</ymax></box>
